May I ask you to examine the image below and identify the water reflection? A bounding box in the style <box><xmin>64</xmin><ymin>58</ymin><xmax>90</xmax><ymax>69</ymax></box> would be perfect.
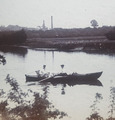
<box><xmin>61</xmin><ymin>85</ymin><xmax>66</xmax><ymax>95</ymax></box>
<box><xmin>84</xmin><ymin>50</ymin><xmax>115</xmax><ymax>57</ymax></box>
<box><xmin>27</xmin><ymin>79</ymin><xmax>103</xmax><ymax>86</ymax></box>
<box><xmin>0</xmin><ymin>46</ymin><xmax>28</xmax><ymax>57</ymax></box>
<box><xmin>27</xmin><ymin>79</ymin><xmax>102</xmax><ymax>95</ymax></box>
<box><xmin>48</xmin><ymin>79</ymin><xmax>103</xmax><ymax>87</ymax></box>
<box><xmin>35</xmin><ymin>48</ymin><xmax>115</xmax><ymax>57</ymax></box>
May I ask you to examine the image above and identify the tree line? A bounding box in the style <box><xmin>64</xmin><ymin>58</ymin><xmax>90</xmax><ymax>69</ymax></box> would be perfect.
<box><xmin>26</xmin><ymin>26</ymin><xmax>114</xmax><ymax>39</ymax></box>
<box><xmin>0</xmin><ymin>29</ymin><xmax>27</xmax><ymax>45</ymax></box>
<box><xmin>0</xmin><ymin>26</ymin><xmax>115</xmax><ymax>46</ymax></box>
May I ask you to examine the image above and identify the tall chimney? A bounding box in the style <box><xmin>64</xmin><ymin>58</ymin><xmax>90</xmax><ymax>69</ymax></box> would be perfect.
<box><xmin>51</xmin><ymin>16</ymin><xmax>53</xmax><ymax>29</ymax></box>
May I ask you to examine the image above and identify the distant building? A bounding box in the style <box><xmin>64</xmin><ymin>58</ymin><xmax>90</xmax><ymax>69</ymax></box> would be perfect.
<box><xmin>38</xmin><ymin>20</ymin><xmax>48</xmax><ymax>31</ymax></box>
<box><xmin>51</xmin><ymin>16</ymin><xmax>53</xmax><ymax>29</ymax></box>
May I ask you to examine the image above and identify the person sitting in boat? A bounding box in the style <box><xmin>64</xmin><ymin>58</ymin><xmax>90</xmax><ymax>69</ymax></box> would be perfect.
<box><xmin>35</xmin><ymin>70</ymin><xmax>50</xmax><ymax>77</ymax></box>
<box><xmin>35</xmin><ymin>70</ymin><xmax>44</xmax><ymax>77</ymax></box>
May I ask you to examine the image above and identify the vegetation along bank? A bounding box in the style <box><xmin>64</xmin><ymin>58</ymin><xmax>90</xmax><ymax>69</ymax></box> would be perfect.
<box><xmin>0</xmin><ymin>26</ymin><xmax>115</xmax><ymax>52</ymax></box>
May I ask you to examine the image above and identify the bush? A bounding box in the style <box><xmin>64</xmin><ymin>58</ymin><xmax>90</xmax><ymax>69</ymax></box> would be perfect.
<box><xmin>0</xmin><ymin>29</ymin><xmax>27</xmax><ymax>45</ymax></box>
<box><xmin>105</xmin><ymin>27</ymin><xmax>115</xmax><ymax>40</ymax></box>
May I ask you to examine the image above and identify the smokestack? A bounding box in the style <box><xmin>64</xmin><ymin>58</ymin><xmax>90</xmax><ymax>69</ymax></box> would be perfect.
<box><xmin>51</xmin><ymin>16</ymin><xmax>53</xmax><ymax>29</ymax></box>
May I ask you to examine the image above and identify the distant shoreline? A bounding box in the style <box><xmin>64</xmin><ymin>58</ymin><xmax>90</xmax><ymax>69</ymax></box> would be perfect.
<box><xmin>19</xmin><ymin>36</ymin><xmax>115</xmax><ymax>53</ymax></box>
<box><xmin>0</xmin><ymin>35</ymin><xmax>115</xmax><ymax>53</ymax></box>
<box><xmin>0</xmin><ymin>26</ymin><xmax>115</xmax><ymax>52</ymax></box>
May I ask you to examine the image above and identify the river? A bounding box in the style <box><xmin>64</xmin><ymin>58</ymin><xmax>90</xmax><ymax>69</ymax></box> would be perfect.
<box><xmin>0</xmin><ymin>47</ymin><xmax>115</xmax><ymax>120</ymax></box>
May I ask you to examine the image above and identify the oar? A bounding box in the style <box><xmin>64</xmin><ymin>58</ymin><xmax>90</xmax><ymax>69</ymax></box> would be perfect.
<box><xmin>39</xmin><ymin>73</ymin><xmax>61</xmax><ymax>83</ymax></box>
<box><xmin>39</xmin><ymin>75</ymin><xmax>56</xmax><ymax>83</ymax></box>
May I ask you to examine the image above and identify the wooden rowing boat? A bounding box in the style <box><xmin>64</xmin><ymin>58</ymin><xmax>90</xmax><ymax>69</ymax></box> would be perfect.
<box><xmin>25</xmin><ymin>71</ymin><xmax>103</xmax><ymax>83</ymax></box>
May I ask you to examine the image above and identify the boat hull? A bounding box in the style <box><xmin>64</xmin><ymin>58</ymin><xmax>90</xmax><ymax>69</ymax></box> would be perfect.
<box><xmin>25</xmin><ymin>72</ymin><xmax>103</xmax><ymax>83</ymax></box>
<box><xmin>25</xmin><ymin>75</ymin><xmax>45</xmax><ymax>82</ymax></box>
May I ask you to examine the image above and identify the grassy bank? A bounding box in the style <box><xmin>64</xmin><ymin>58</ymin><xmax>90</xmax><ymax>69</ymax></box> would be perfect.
<box><xmin>21</xmin><ymin>36</ymin><xmax>115</xmax><ymax>52</ymax></box>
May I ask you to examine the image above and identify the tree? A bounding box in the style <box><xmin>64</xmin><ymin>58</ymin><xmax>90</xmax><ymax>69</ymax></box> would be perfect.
<box><xmin>86</xmin><ymin>93</ymin><xmax>103</xmax><ymax>120</ymax></box>
<box><xmin>0</xmin><ymin>74</ymin><xmax>67</xmax><ymax>120</ymax></box>
<box><xmin>90</xmin><ymin>19</ymin><xmax>98</xmax><ymax>28</ymax></box>
<box><xmin>105</xmin><ymin>27</ymin><xmax>115</xmax><ymax>40</ymax></box>
<box><xmin>107</xmin><ymin>86</ymin><xmax>115</xmax><ymax>120</ymax></box>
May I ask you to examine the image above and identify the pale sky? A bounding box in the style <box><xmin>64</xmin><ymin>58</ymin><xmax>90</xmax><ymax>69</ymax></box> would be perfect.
<box><xmin>0</xmin><ymin>0</ymin><xmax>115</xmax><ymax>28</ymax></box>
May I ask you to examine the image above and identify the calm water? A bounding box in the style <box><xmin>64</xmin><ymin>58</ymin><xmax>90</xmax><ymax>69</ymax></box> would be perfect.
<box><xmin>0</xmin><ymin>47</ymin><xmax>115</xmax><ymax>120</ymax></box>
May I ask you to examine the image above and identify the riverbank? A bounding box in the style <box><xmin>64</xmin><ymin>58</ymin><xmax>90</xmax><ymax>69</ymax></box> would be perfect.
<box><xmin>20</xmin><ymin>36</ymin><xmax>115</xmax><ymax>53</ymax></box>
<box><xmin>0</xmin><ymin>35</ymin><xmax>115</xmax><ymax>53</ymax></box>
<box><xmin>1</xmin><ymin>26</ymin><xmax>115</xmax><ymax>52</ymax></box>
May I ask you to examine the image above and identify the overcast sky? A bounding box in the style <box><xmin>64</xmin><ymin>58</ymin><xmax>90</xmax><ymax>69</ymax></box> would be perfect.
<box><xmin>0</xmin><ymin>0</ymin><xmax>115</xmax><ymax>28</ymax></box>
